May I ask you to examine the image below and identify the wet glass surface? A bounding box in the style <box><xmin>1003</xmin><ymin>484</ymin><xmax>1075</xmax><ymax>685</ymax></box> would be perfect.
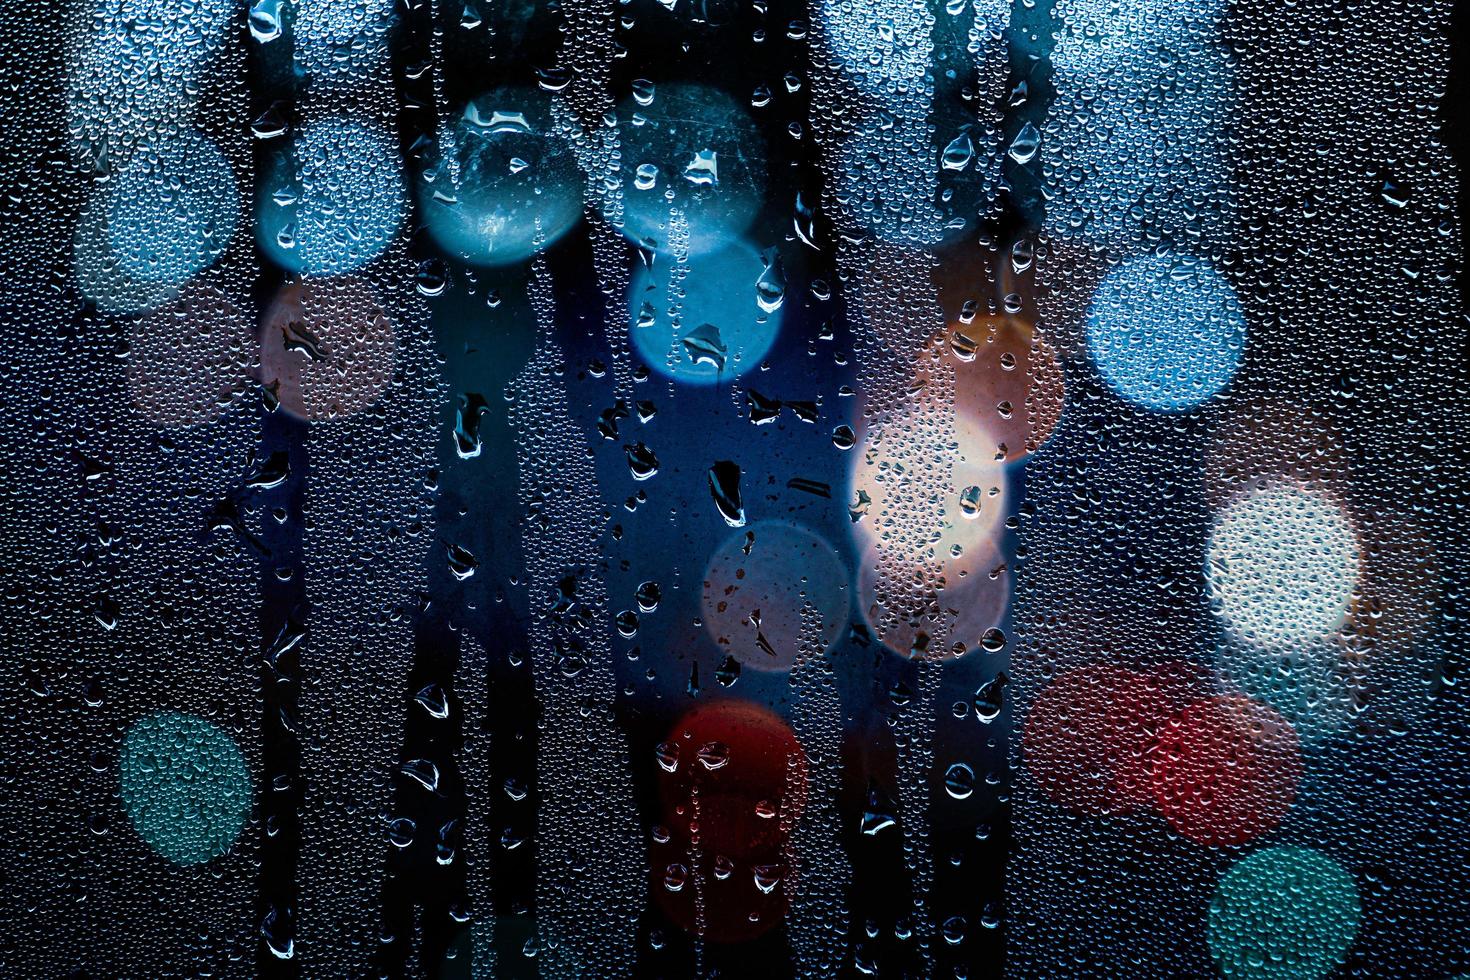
<box><xmin>1</xmin><ymin>0</ymin><xmax>1468</xmax><ymax>977</ymax></box>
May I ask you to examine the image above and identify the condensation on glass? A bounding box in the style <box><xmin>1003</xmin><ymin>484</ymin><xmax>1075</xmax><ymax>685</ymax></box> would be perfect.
<box><xmin>0</xmin><ymin>0</ymin><xmax>1465</xmax><ymax>977</ymax></box>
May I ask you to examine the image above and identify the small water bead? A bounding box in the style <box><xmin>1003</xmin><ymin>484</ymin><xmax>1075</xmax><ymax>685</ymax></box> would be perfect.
<box><xmin>944</xmin><ymin>763</ymin><xmax>976</xmax><ymax>800</ymax></box>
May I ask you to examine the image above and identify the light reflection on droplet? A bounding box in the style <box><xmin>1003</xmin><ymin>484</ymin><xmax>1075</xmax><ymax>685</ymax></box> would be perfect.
<box><xmin>257</xmin><ymin>119</ymin><xmax>405</xmax><ymax>275</ymax></box>
<box><xmin>419</xmin><ymin>87</ymin><xmax>583</xmax><ymax>267</ymax></box>
<box><xmin>614</xmin><ymin>84</ymin><xmax>766</xmax><ymax>257</ymax></box>
<box><xmin>1208</xmin><ymin>846</ymin><xmax>1359</xmax><ymax>980</ymax></box>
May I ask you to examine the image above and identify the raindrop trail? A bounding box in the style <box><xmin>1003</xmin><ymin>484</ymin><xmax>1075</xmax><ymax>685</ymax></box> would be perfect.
<box><xmin>506</xmin><ymin>254</ymin><xmax>643</xmax><ymax>978</ymax></box>
<box><xmin>1004</xmin><ymin>0</ymin><xmax>1060</xmax><ymax>227</ymax></box>
<box><xmin>249</xmin><ymin>15</ymin><xmax>304</xmax><ymax>978</ymax></box>
<box><xmin>371</xmin><ymin>3</ymin><xmax>479</xmax><ymax>973</ymax></box>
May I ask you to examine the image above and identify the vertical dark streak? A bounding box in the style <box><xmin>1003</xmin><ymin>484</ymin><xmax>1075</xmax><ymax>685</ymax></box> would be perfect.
<box><xmin>253</xmin><ymin>410</ymin><xmax>308</xmax><ymax>978</ymax></box>
<box><xmin>248</xmin><ymin>15</ymin><xmax>304</xmax><ymax>978</ymax></box>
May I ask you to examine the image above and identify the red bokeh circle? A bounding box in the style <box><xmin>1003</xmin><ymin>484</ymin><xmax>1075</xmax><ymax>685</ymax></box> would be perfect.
<box><xmin>651</xmin><ymin>699</ymin><xmax>808</xmax><ymax>943</ymax></box>
<box><xmin>1151</xmin><ymin>694</ymin><xmax>1301</xmax><ymax>847</ymax></box>
<box><xmin>1023</xmin><ymin>663</ymin><xmax>1197</xmax><ymax>816</ymax></box>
